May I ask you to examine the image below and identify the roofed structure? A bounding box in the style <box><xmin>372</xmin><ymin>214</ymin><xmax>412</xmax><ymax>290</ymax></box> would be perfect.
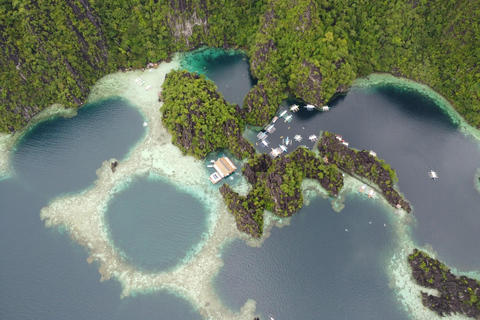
<box><xmin>209</xmin><ymin>157</ymin><xmax>237</xmax><ymax>184</ymax></box>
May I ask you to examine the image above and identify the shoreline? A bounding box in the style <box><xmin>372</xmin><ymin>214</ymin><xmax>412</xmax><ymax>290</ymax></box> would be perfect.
<box><xmin>0</xmin><ymin>104</ymin><xmax>77</xmax><ymax>179</ymax></box>
<box><xmin>353</xmin><ymin>73</ymin><xmax>480</xmax><ymax>142</ymax></box>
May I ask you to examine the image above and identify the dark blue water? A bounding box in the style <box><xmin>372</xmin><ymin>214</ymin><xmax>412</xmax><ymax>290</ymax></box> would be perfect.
<box><xmin>106</xmin><ymin>176</ymin><xmax>208</xmax><ymax>272</ymax></box>
<box><xmin>215</xmin><ymin>196</ymin><xmax>406</xmax><ymax>319</ymax></box>
<box><xmin>180</xmin><ymin>47</ymin><xmax>256</xmax><ymax>105</ymax></box>
<box><xmin>0</xmin><ymin>98</ymin><xmax>203</xmax><ymax>319</ymax></box>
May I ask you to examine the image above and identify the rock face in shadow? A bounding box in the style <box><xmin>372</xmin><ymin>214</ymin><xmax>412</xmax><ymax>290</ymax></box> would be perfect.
<box><xmin>318</xmin><ymin>131</ymin><xmax>411</xmax><ymax>212</ymax></box>
<box><xmin>219</xmin><ymin>148</ymin><xmax>344</xmax><ymax>237</ymax></box>
<box><xmin>408</xmin><ymin>249</ymin><xmax>480</xmax><ymax>318</ymax></box>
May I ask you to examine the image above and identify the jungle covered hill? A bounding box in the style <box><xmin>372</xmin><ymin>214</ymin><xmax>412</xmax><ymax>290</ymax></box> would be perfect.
<box><xmin>1</xmin><ymin>0</ymin><xmax>479</xmax><ymax>132</ymax></box>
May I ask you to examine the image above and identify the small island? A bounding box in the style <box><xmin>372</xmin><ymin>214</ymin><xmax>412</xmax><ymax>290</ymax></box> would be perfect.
<box><xmin>408</xmin><ymin>249</ymin><xmax>480</xmax><ymax>318</ymax></box>
<box><xmin>220</xmin><ymin>147</ymin><xmax>343</xmax><ymax>238</ymax></box>
<box><xmin>318</xmin><ymin>131</ymin><xmax>411</xmax><ymax>212</ymax></box>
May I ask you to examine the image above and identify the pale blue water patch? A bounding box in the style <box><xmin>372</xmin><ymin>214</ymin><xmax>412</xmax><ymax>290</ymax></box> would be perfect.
<box><xmin>105</xmin><ymin>175</ymin><xmax>208</xmax><ymax>272</ymax></box>
<box><xmin>12</xmin><ymin>97</ymin><xmax>146</xmax><ymax>199</ymax></box>
<box><xmin>215</xmin><ymin>195</ymin><xmax>408</xmax><ymax>320</ymax></box>
<box><xmin>180</xmin><ymin>47</ymin><xmax>256</xmax><ymax>105</ymax></box>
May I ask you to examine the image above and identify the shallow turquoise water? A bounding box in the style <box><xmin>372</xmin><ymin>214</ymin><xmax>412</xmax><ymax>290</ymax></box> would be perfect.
<box><xmin>180</xmin><ymin>47</ymin><xmax>255</xmax><ymax>105</ymax></box>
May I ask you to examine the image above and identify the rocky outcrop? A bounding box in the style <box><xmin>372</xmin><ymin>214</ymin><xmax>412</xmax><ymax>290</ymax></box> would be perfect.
<box><xmin>318</xmin><ymin>131</ymin><xmax>411</xmax><ymax>212</ymax></box>
<box><xmin>409</xmin><ymin>249</ymin><xmax>480</xmax><ymax>318</ymax></box>
<box><xmin>242</xmin><ymin>77</ymin><xmax>284</xmax><ymax>126</ymax></box>
<box><xmin>249</xmin><ymin>8</ymin><xmax>277</xmax><ymax>77</ymax></box>
<box><xmin>219</xmin><ymin>184</ymin><xmax>263</xmax><ymax>239</ymax></box>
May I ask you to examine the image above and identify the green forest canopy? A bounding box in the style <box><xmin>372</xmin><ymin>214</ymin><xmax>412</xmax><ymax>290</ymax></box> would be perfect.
<box><xmin>1</xmin><ymin>0</ymin><xmax>479</xmax><ymax>132</ymax></box>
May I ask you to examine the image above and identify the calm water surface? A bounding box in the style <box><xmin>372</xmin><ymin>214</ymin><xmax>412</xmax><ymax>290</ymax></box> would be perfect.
<box><xmin>106</xmin><ymin>176</ymin><xmax>208</xmax><ymax>272</ymax></box>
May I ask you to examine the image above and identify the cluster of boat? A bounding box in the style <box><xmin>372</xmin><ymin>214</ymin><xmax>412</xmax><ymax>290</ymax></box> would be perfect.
<box><xmin>134</xmin><ymin>78</ymin><xmax>152</xmax><ymax>90</ymax></box>
<box><xmin>359</xmin><ymin>184</ymin><xmax>376</xmax><ymax>198</ymax></box>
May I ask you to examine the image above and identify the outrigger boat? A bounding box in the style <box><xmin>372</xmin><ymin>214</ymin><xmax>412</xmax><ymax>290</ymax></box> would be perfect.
<box><xmin>428</xmin><ymin>170</ymin><xmax>438</xmax><ymax>180</ymax></box>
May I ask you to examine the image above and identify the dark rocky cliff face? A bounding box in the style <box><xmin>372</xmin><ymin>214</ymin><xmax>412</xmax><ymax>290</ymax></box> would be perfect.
<box><xmin>318</xmin><ymin>131</ymin><xmax>411</xmax><ymax>212</ymax></box>
<box><xmin>409</xmin><ymin>249</ymin><xmax>480</xmax><ymax>318</ymax></box>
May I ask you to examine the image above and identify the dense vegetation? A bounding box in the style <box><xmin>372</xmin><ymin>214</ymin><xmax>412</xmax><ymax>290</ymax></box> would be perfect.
<box><xmin>409</xmin><ymin>249</ymin><xmax>480</xmax><ymax>318</ymax></box>
<box><xmin>1</xmin><ymin>0</ymin><xmax>479</xmax><ymax>132</ymax></box>
<box><xmin>220</xmin><ymin>148</ymin><xmax>343</xmax><ymax>237</ymax></box>
<box><xmin>161</xmin><ymin>70</ymin><xmax>254</xmax><ymax>159</ymax></box>
<box><xmin>318</xmin><ymin>131</ymin><xmax>411</xmax><ymax>212</ymax></box>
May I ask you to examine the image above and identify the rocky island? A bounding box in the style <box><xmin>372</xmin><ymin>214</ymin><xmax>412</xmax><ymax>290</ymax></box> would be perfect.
<box><xmin>409</xmin><ymin>249</ymin><xmax>480</xmax><ymax>318</ymax></box>
<box><xmin>220</xmin><ymin>147</ymin><xmax>343</xmax><ymax>238</ymax></box>
<box><xmin>161</xmin><ymin>70</ymin><xmax>255</xmax><ymax>159</ymax></box>
<box><xmin>318</xmin><ymin>131</ymin><xmax>411</xmax><ymax>212</ymax></box>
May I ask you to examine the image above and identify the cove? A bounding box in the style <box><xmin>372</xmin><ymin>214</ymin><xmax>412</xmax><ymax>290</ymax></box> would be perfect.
<box><xmin>215</xmin><ymin>195</ymin><xmax>406</xmax><ymax>319</ymax></box>
<box><xmin>105</xmin><ymin>175</ymin><xmax>208</xmax><ymax>272</ymax></box>
<box><xmin>12</xmin><ymin>97</ymin><xmax>145</xmax><ymax>199</ymax></box>
<box><xmin>180</xmin><ymin>47</ymin><xmax>256</xmax><ymax>105</ymax></box>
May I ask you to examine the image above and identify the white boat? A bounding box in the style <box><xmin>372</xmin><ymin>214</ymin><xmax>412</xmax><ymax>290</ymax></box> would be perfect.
<box><xmin>305</xmin><ymin>104</ymin><xmax>315</xmax><ymax>111</ymax></box>
<box><xmin>290</xmin><ymin>104</ymin><xmax>299</xmax><ymax>112</ymax></box>
<box><xmin>368</xmin><ymin>189</ymin><xmax>375</xmax><ymax>198</ymax></box>
<box><xmin>207</xmin><ymin>165</ymin><xmax>213</xmax><ymax>167</ymax></box>
<box><xmin>428</xmin><ymin>170</ymin><xmax>438</xmax><ymax>180</ymax></box>
<box><xmin>294</xmin><ymin>134</ymin><xmax>302</xmax><ymax>142</ymax></box>
<box><xmin>308</xmin><ymin>135</ymin><xmax>317</xmax><ymax>141</ymax></box>
<box><xmin>143</xmin><ymin>121</ymin><xmax>148</xmax><ymax>127</ymax></box>
<box><xmin>322</xmin><ymin>105</ymin><xmax>330</xmax><ymax>111</ymax></box>
<box><xmin>359</xmin><ymin>185</ymin><xmax>366</xmax><ymax>193</ymax></box>
<box><xmin>135</xmin><ymin>78</ymin><xmax>141</xmax><ymax>82</ymax></box>
<box><xmin>284</xmin><ymin>114</ymin><xmax>293</xmax><ymax>122</ymax></box>
<box><xmin>279</xmin><ymin>110</ymin><xmax>287</xmax><ymax>118</ymax></box>
<box><xmin>146</xmin><ymin>85</ymin><xmax>152</xmax><ymax>90</ymax></box>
